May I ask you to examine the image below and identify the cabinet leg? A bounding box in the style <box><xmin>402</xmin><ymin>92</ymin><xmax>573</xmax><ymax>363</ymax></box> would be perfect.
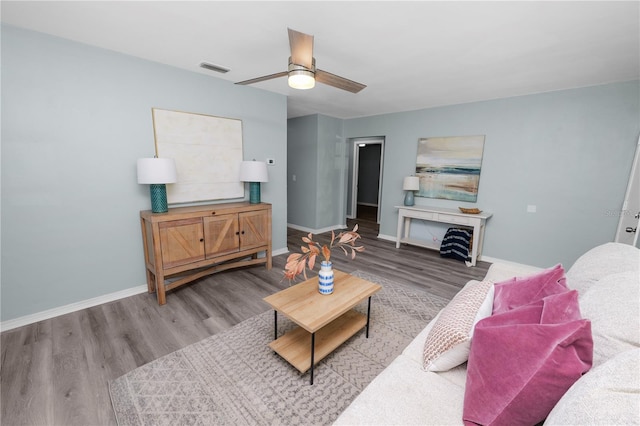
<box><xmin>156</xmin><ymin>273</ymin><xmax>167</xmax><ymax>305</ymax></box>
<box><xmin>396</xmin><ymin>214</ymin><xmax>403</xmax><ymax>248</ymax></box>
<box><xmin>470</xmin><ymin>224</ymin><xmax>480</xmax><ymax>266</ymax></box>
<box><xmin>156</xmin><ymin>286</ymin><xmax>167</xmax><ymax>305</ymax></box>
<box><xmin>146</xmin><ymin>269</ymin><xmax>156</xmax><ymax>293</ymax></box>
<box><xmin>404</xmin><ymin>217</ymin><xmax>411</xmax><ymax>240</ymax></box>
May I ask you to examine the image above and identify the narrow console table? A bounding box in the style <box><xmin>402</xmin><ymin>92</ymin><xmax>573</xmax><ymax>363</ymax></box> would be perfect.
<box><xmin>140</xmin><ymin>202</ymin><xmax>272</xmax><ymax>305</ymax></box>
<box><xmin>395</xmin><ymin>205</ymin><xmax>492</xmax><ymax>266</ymax></box>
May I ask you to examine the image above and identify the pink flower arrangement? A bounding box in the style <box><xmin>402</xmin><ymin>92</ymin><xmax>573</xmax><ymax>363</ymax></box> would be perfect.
<box><xmin>284</xmin><ymin>224</ymin><xmax>364</xmax><ymax>282</ymax></box>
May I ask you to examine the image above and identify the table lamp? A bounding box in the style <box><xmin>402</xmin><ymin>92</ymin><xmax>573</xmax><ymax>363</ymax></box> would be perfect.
<box><xmin>239</xmin><ymin>160</ymin><xmax>269</xmax><ymax>204</ymax></box>
<box><xmin>403</xmin><ymin>176</ymin><xmax>420</xmax><ymax>206</ymax></box>
<box><xmin>137</xmin><ymin>157</ymin><xmax>177</xmax><ymax>213</ymax></box>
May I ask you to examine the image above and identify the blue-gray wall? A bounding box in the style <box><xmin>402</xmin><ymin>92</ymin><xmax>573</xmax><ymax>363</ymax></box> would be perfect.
<box><xmin>287</xmin><ymin>115</ymin><xmax>318</xmax><ymax>228</ymax></box>
<box><xmin>317</xmin><ymin>114</ymin><xmax>346</xmax><ymax>229</ymax></box>
<box><xmin>1</xmin><ymin>25</ymin><xmax>288</xmax><ymax>322</ymax></box>
<box><xmin>287</xmin><ymin>114</ymin><xmax>346</xmax><ymax>230</ymax></box>
<box><xmin>344</xmin><ymin>81</ymin><xmax>639</xmax><ymax>268</ymax></box>
<box><xmin>3</xmin><ymin>24</ymin><xmax>638</xmax><ymax>323</ymax></box>
<box><xmin>287</xmin><ymin>81</ymin><xmax>639</xmax><ymax>268</ymax></box>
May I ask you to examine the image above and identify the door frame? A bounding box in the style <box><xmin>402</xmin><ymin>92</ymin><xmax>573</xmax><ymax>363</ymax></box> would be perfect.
<box><xmin>615</xmin><ymin>134</ymin><xmax>640</xmax><ymax>246</ymax></box>
<box><xmin>349</xmin><ymin>137</ymin><xmax>385</xmax><ymax>223</ymax></box>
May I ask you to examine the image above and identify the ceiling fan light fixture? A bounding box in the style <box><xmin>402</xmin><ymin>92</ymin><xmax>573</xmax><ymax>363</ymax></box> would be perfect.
<box><xmin>288</xmin><ymin>69</ymin><xmax>315</xmax><ymax>90</ymax></box>
<box><xmin>288</xmin><ymin>57</ymin><xmax>316</xmax><ymax>90</ymax></box>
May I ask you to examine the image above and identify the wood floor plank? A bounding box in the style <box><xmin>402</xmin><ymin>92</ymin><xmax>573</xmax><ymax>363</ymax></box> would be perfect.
<box><xmin>51</xmin><ymin>312</ymin><xmax>97</xmax><ymax>426</ymax></box>
<box><xmin>78</xmin><ymin>306</ymin><xmax>133</xmax><ymax>425</ymax></box>
<box><xmin>1</xmin><ymin>322</ymin><xmax>55</xmax><ymax>425</ymax></box>
<box><xmin>1</xmin><ymin>218</ymin><xmax>491</xmax><ymax>425</ymax></box>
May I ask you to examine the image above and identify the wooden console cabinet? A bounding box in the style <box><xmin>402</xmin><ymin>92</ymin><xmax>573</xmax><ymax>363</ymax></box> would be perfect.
<box><xmin>140</xmin><ymin>202</ymin><xmax>272</xmax><ymax>305</ymax></box>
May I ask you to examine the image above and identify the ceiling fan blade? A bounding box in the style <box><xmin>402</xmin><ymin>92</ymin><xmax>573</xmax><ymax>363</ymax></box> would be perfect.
<box><xmin>288</xmin><ymin>28</ymin><xmax>314</xmax><ymax>69</ymax></box>
<box><xmin>235</xmin><ymin>71</ymin><xmax>288</xmax><ymax>86</ymax></box>
<box><xmin>316</xmin><ymin>69</ymin><xmax>367</xmax><ymax>93</ymax></box>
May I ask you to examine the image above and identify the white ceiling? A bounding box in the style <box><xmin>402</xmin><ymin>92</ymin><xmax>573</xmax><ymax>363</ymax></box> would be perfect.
<box><xmin>2</xmin><ymin>1</ymin><xmax>639</xmax><ymax>119</ymax></box>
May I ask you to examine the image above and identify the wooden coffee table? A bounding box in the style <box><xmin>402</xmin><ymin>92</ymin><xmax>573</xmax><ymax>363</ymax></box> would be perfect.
<box><xmin>263</xmin><ymin>270</ymin><xmax>382</xmax><ymax>384</ymax></box>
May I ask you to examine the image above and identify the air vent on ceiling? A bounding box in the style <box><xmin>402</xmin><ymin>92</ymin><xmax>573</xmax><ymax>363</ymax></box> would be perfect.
<box><xmin>200</xmin><ymin>62</ymin><xmax>230</xmax><ymax>73</ymax></box>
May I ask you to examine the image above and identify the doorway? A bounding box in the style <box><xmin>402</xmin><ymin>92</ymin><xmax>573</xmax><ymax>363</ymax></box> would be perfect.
<box><xmin>349</xmin><ymin>137</ymin><xmax>384</xmax><ymax>223</ymax></box>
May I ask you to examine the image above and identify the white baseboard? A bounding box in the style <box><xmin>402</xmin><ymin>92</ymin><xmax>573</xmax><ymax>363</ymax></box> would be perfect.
<box><xmin>272</xmin><ymin>247</ymin><xmax>288</xmax><ymax>256</ymax></box>
<box><xmin>0</xmin><ymin>285</ymin><xmax>148</xmax><ymax>332</ymax></box>
<box><xmin>0</xmin><ymin>247</ymin><xmax>524</xmax><ymax>333</ymax></box>
<box><xmin>1</xmin><ymin>247</ymin><xmax>290</xmax><ymax>333</ymax></box>
<box><xmin>377</xmin><ymin>233</ymin><xmax>397</xmax><ymax>243</ymax></box>
<box><xmin>479</xmin><ymin>255</ymin><xmax>539</xmax><ymax>269</ymax></box>
<box><xmin>287</xmin><ymin>223</ymin><xmax>347</xmax><ymax>234</ymax></box>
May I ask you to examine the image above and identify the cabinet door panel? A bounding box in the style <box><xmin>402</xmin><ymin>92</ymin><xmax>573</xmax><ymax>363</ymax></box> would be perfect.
<box><xmin>159</xmin><ymin>218</ymin><xmax>205</xmax><ymax>269</ymax></box>
<box><xmin>240</xmin><ymin>210</ymin><xmax>270</xmax><ymax>250</ymax></box>
<box><xmin>203</xmin><ymin>214</ymin><xmax>240</xmax><ymax>258</ymax></box>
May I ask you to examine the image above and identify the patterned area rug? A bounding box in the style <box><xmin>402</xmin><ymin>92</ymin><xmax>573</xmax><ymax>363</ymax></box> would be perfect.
<box><xmin>109</xmin><ymin>271</ymin><xmax>450</xmax><ymax>426</ymax></box>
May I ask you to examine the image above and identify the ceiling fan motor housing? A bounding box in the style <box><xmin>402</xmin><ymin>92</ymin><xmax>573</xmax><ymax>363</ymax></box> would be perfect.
<box><xmin>288</xmin><ymin>56</ymin><xmax>316</xmax><ymax>73</ymax></box>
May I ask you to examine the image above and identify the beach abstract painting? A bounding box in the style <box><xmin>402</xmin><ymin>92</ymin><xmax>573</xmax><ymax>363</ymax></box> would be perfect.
<box><xmin>415</xmin><ymin>135</ymin><xmax>485</xmax><ymax>202</ymax></box>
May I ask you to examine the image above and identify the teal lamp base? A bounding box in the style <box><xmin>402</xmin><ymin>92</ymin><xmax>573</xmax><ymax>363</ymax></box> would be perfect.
<box><xmin>404</xmin><ymin>190</ymin><xmax>415</xmax><ymax>206</ymax></box>
<box><xmin>249</xmin><ymin>182</ymin><xmax>261</xmax><ymax>204</ymax></box>
<box><xmin>150</xmin><ymin>184</ymin><xmax>169</xmax><ymax>213</ymax></box>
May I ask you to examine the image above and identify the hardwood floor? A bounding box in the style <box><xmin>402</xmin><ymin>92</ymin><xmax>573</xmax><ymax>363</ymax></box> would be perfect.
<box><xmin>0</xmin><ymin>219</ymin><xmax>490</xmax><ymax>425</ymax></box>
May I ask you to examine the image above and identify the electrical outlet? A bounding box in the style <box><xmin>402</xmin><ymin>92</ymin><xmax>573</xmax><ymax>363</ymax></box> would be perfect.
<box><xmin>266</xmin><ymin>158</ymin><xmax>275</xmax><ymax>165</ymax></box>
<box><xmin>527</xmin><ymin>205</ymin><xmax>537</xmax><ymax>213</ymax></box>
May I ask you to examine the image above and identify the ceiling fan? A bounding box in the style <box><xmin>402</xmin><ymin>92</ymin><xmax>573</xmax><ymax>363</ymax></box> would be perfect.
<box><xmin>236</xmin><ymin>28</ymin><xmax>366</xmax><ymax>93</ymax></box>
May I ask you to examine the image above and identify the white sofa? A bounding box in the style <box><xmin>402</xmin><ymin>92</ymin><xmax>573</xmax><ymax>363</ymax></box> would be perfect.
<box><xmin>335</xmin><ymin>242</ymin><xmax>640</xmax><ymax>425</ymax></box>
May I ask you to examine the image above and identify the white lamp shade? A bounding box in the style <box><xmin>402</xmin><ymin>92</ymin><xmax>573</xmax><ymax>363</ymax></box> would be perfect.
<box><xmin>137</xmin><ymin>158</ymin><xmax>178</xmax><ymax>184</ymax></box>
<box><xmin>403</xmin><ymin>176</ymin><xmax>420</xmax><ymax>191</ymax></box>
<box><xmin>239</xmin><ymin>161</ymin><xmax>269</xmax><ymax>182</ymax></box>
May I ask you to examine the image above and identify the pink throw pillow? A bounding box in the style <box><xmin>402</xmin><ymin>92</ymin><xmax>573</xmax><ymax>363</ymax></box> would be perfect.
<box><xmin>463</xmin><ymin>291</ymin><xmax>593</xmax><ymax>426</ymax></box>
<box><xmin>492</xmin><ymin>264</ymin><xmax>567</xmax><ymax>314</ymax></box>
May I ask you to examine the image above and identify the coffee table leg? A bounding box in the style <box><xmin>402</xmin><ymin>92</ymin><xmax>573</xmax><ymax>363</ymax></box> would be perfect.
<box><xmin>366</xmin><ymin>296</ymin><xmax>372</xmax><ymax>338</ymax></box>
<box><xmin>310</xmin><ymin>332</ymin><xmax>315</xmax><ymax>385</ymax></box>
<box><xmin>274</xmin><ymin>310</ymin><xmax>278</xmax><ymax>340</ymax></box>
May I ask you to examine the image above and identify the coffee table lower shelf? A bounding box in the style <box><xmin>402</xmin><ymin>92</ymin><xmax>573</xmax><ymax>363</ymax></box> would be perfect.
<box><xmin>269</xmin><ymin>310</ymin><xmax>367</xmax><ymax>373</ymax></box>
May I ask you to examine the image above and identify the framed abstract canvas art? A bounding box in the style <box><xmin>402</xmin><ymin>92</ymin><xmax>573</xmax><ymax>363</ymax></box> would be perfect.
<box><xmin>152</xmin><ymin>108</ymin><xmax>244</xmax><ymax>204</ymax></box>
<box><xmin>415</xmin><ymin>135</ymin><xmax>485</xmax><ymax>202</ymax></box>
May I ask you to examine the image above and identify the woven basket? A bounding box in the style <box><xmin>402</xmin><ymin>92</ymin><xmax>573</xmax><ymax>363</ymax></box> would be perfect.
<box><xmin>459</xmin><ymin>207</ymin><xmax>482</xmax><ymax>214</ymax></box>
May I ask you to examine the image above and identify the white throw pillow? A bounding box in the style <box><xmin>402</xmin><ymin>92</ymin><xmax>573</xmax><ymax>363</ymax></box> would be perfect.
<box><xmin>423</xmin><ymin>280</ymin><xmax>494</xmax><ymax>372</ymax></box>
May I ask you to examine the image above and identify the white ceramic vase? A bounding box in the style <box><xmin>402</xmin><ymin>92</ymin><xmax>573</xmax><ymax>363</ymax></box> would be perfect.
<box><xmin>318</xmin><ymin>261</ymin><xmax>334</xmax><ymax>295</ymax></box>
